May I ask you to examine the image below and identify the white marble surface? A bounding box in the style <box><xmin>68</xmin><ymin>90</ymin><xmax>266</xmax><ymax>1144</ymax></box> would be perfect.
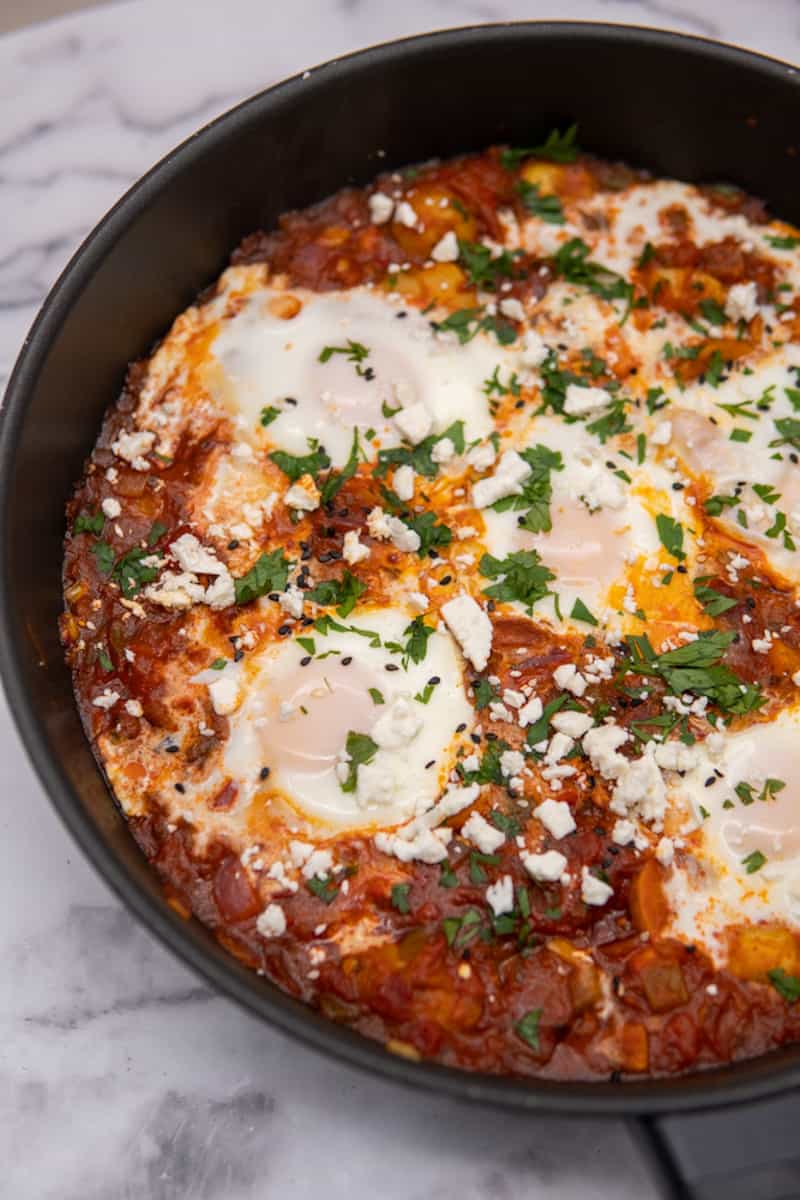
<box><xmin>2</xmin><ymin>2</ymin><xmax>798</xmax><ymax>1196</ymax></box>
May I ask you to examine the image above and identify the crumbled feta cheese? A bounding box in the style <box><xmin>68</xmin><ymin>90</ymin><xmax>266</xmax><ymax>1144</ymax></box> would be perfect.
<box><xmin>431</xmin><ymin>437</ymin><xmax>455</xmax><ymax>464</ymax></box>
<box><xmin>611</xmin><ymin>818</ymin><xmax>637</xmax><ymax>846</ymax></box>
<box><xmin>466</xmin><ymin>442</ymin><xmax>497</xmax><ymax>472</ymax></box>
<box><xmin>486</xmin><ymin>874</ymin><xmax>514</xmax><ymax>917</ymax></box>
<box><xmin>368</xmin><ymin>192</ymin><xmax>394</xmax><ymax>224</ymax></box>
<box><xmin>725</xmin><ymin>281</ymin><xmax>759</xmax><ymax>323</ymax></box>
<box><xmin>654</xmin><ymin>741</ymin><xmax>699</xmax><ymax>772</ymax></box>
<box><xmin>520</xmin><ymin>329</ymin><xmax>548</xmax><ymax>367</ymax></box>
<box><xmin>394</xmin><ymin>200</ymin><xmax>418</xmax><ymax>228</ymax></box>
<box><xmin>472</xmin><ymin>450</ymin><xmax>530</xmax><ymax>509</ymax></box>
<box><xmin>372</xmin><ymin>696</ymin><xmax>423</xmax><ymax>750</ymax></box>
<box><xmin>171</xmin><ymin>533</ymin><xmax>227</xmax><ymax>577</ymax></box>
<box><xmin>92</xmin><ymin>689</ymin><xmax>120</xmax><ymax>710</ymax></box>
<box><xmin>546</xmin><ymin>732</ymin><xmax>574</xmax><ymax>763</ymax></box>
<box><xmin>101</xmin><ymin>497</ymin><xmax>121</xmax><ymax>519</ymax></box>
<box><xmin>394</xmin><ymin>402</ymin><xmax>432</xmax><ymax>445</ymax></box>
<box><xmin>302</xmin><ymin>848</ymin><xmax>334</xmax><ymax>880</ymax></box>
<box><xmin>533</xmin><ymin>798</ymin><xmax>576</xmax><ymax>840</ymax></box>
<box><xmin>655</xmin><ymin>837</ymin><xmax>675</xmax><ymax>866</ymax></box>
<box><xmin>145</xmin><ymin>570</ymin><xmax>205</xmax><ymax>609</ymax></box>
<box><xmin>408</xmin><ymin>590</ymin><xmax>429</xmax><ymax>612</ymax></box>
<box><xmin>124</xmin><ymin>699</ymin><xmax>143</xmax><ymax>718</ymax></box>
<box><xmin>441</xmin><ymin>593</ymin><xmax>493</xmax><ymax>670</ymax></box>
<box><xmin>256</xmin><ymin>903</ymin><xmax>287</xmax><ymax>937</ymax></box>
<box><xmin>367</xmin><ymin>506</ymin><xmax>393</xmax><ymax>540</ymax></box>
<box><xmin>553</xmin><ymin>663</ymin><xmax>587</xmax><ymax>697</ymax></box>
<box><xmin>374</xmin><ymin>827</ymin><xmax>451</xmax><ymax>864</ymax></box>
<box><xmin>499</xmin><ymin>749</ymin><xmax>525</xmax><ymax>777</ymax></box>
<box><xmin>499</xmin><ymin>297</ymin><xmax>525</xmax><ymax>321</ymax></box>
<box><xmin>551</xmin><ymin>711</ymin><xmax>594</xmax><ymax>738</ymax></box>
<box><xmin>581</xmin><ymin>867</ymin><xmax>613</xmax><ymax>907</ymax></box>
<box><xmin>564</xmin><ymin>384</ymin><xmax>610</xmax><ymax>416</ymax></box>
<box><xmin>431</xmin><ymin>230</ymin><xmax>459</xmax><ymax>262</ymax></box>
<box><xmin>343</xmin><ymin>529</ymin><xmax>370</xmax><ymax>564</ymax></box>
<box><xmin>392</xmin><ymin>464</ymin><xmax>416</xmax><ymax>501</ymax></box>
<box><xmin>582</xmin><ymin>722</ymin><xmax>629</xmax><ymax>777</ymax></box>
<box><xmin>284</xmin><ymin>475</ymin><xmax>320</xmax><ymax>513</ymax></box>
<box><xmin>208</xmin><ymin>674</ymin><xmax>239</xmax><ymax>716</ymax></box>
<box><xmin>111</xmin><ymin>429</ymin><xmax>156</xmax><ymax>470</ymax></box>
<box><xmin>279</xmin><ymin>585</ymin><xmax>304</xmax><ymax>619</ymax></box>
<box><xmin>517</xmin><ymin>695</ymin><xmax>543</xmax><ymax>727</ymax></box>
<box><xmin>204</xmin><ymin>571</ymin><xmax>235</xmax><ymax>610</ymax></box>
<box><xmin>650</xmin><ymin>420</ymin><xmax>672</xmax><ymax>446</ymax></box>
<box><xmin>523</xmin><ymin>849</ymin><xmax>567</xmax><ymax>882</ymax></box>
<box><xmin>386</xmin><ymin>515</ymin><xmax>421</xmax><ymax>553</ymax></box>
<box><xmin>461</xmin><ymin>811</ymin><xmax>505</xmax><ymax>854</ymax></box>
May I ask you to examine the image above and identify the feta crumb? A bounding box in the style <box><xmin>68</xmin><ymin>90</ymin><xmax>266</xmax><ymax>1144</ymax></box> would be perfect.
<box><xmin>208</xmin><ymin>674</ymin><xmax>240</xmax><ymax>716</ymax></box>
<box><xmin>461</xmin><ymin>811</ymin><xmax>505</xmax><ymax>854</ymax></box>
<box><xmin>472</xmin><ymin>450</ymin><xmax>530</xmax><ymax>509</ymax></box>
<box><xmin>655</xmin><ymin>836</ymin><xmax>675</xmax><ymax>866</ymax></box>
<box><xmin>392</xmin><ymin>463</ymin><xmax>416</xmax><ymax>501</ymax></box>
<box><xmin>124</xmin><ymin>699</ymin><xmax>143</xmax><ymax>718</ymax></box>
<box><xmin>278</xmin><ymin>585</ymin><xmax>304</xmax><ymax>619</ymax></box>
<box><xmin>651</xmin><ymin>420</ymin><xmax>672</xmax><ymax>446</ymax></box>
<box><xmin>394</xmin><ymin>402</ymin><xmax>432</xmax><ymax>444</ymax></box>
<box><xmin>431</xmin><ymin>230</ymin><xmax>459</xmax><ymax>262</ymax></box>
<box><xmin>551</xmin><ymin>711</ymin><xmax>594</xmax><ymax>738</ymax></box>
<box><xmin>499</xmin><ymin>749</ymin><xmax>525</xmax><ymax>778</ymax></box>
<box><xmin>368</xmin><ymin>192</ymin><xmax>394</xmax><ymax>224</ymax></box>
<box><xmin>523</xmin><ymin>849</ymin><xmax>567</xmax><ymax>882</ymax></box>
<box><xmin>582</xmin><ymin>722</ymin><xmax>629</xmax><ymax>777</ymax></box>
<box><xmin>256</xmin><ymin>903</ymin><xmax>287</xmax><ymax>937</ymax></box>
<box><xmin>499</xmin><ymin>297</ymin><xmax>525</xmax><ymax>321</ymax></box>
<box><xmin>394</xmin><ymin>200</ymin><xmax>418</xmax><ymax>228</ymax></box>
<box><xmin>533</xmin><ymin>798</ymin><xmax>576</xmax><ymax>840</ymax></box>
<box><xmin>520</xmin><ymin>329</ymin><xmax>548</xmax><ymax>367</ymax></box>
<box><xmin>486</xmin><ymin>874</ymin><xmax>515</xmax><ymax>916</ymax></box>
<box><xmin>467</xmin><ymin>442</ymin><xmax>497</xmax><ymax>472</ymax></box>
<box><xmin>725</xmin><ymin>280</ymin><xmax>759</xmax><ymax>323</ymax></box>
<box><xmin>101</xmin><ymin>497</ymin><xmax>121</xmax><ymax>519</ymax></box>
<box><xmin>581</xmin><ymin>867</ymin><xmax>613</xmax><ymax>907</ymax></box>
<box><xmin>612</xmin><ymin>818</ymin><xmax>637</xmax><ymax>846</ymax></box>
<box><xmin>92</xmin><ymin>689</ymin><xmax>120</xmax><ymax>710</ymax></box>
<box><xmin>111</xmin><ymin>429</ymin><xmax>156</xmax><ymax>470</ymax></box>
<box><xmin>441</xmin><ymin>593</ymin><xmax>493</xmax><ymax>670</ymax></box>
<box><xmin>284</xmin><ymin>475</ymin><xmax>320</xmax><ymax>513</ymax></box>
<box><xmin>553</xmin><ymin>663</ymin><xmax>587</xmax><ymax>697</ymax></box>
<box><xmin>517</xmin><ymin>695</ymin><xmax>543</xmax><ymax>727</ymax></box>
<box><xmin>564</xmin><ymin>384</ymin><xmax>610</xmax><ymax>416</ymax></box>
<box><xmin>343</xmin><ymin>529</ymin><xmax>370</xmax><ymax>564</ymax></box>
<box><xmin>431</xmin><ymin>436</ymin><xmax>455</xmax><ymax>464</ymax></box>
<box><xmin>408</xmin><ymin>590</ymin><xmax>429</xmax><ymax>612</ymax></box>
<box><xmin>171</xmin><ymin>532</ymin><xmax>227</xmax><ymax>577</ymax></box>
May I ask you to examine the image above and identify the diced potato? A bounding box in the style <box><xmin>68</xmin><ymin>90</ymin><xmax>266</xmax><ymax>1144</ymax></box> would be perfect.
<box><xmin>390</xmin><ymin>262</ymin><xmax>476</xmax><ymax>310</ymax></box>
<box><xmin>619</xmin><ymin>1022</ymin><xmax>649</xmax><ymax>1072</ymax></box>
<box><xmin>391</xmin><ymin>183</ymin><xmax>476</xmax><ymax>256</ymax></box>
<box><xmin>632</xmin><ymin>948</ymin><xmax>689</xmax><ymax>1013</ymax></box>
<box><xmin>727</xmin><ymin>925</ymin><xmax>799</xmax><ymax>981</ymax></box>
<box><xmin>548</xmin><ymin>937</ymin><xmax>602</xmax><ymax>1012</ymax></box>
<box><xmin>520</xmin><ymin>161</ymin><xmax>565</xmax><ymax>195</ymax></box>
<box><xmin>630</xmin><ymin>860</ymin><xmax>670</xmax><ymax>936</ymax></box>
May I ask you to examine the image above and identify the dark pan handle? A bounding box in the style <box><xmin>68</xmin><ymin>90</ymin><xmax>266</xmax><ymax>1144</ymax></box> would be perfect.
<box><xmin>631</xmin><ymin>1093</ymin><xmax>800</xmax><ymax>1200</ymax></box>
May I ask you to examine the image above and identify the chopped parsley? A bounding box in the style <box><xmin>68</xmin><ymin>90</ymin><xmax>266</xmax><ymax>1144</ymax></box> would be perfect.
<box><xmin>402</xmin><ymin>509</ymin><xmax>453</xmax><ymax>557</ymax></box>
<box><xmin>768</xmin><ymin>967</ymin><xmax>800</xmax><ymax>1002</ymax></box>
<box><xmin>308</xmin><ymin>570</ymin><xmax>367</xmax><ymax>618</ymax></box>
<box><xmin>234</xmin><ymin>549</ymin><xmax>291</xmax><ymax>605</ymax></box>
<box><xmin>490</xmin><ymin>443</ymin><xmax>563</xmax><ymax>533</ymax></box>
<box><xmin>479</xmin><ymin>549</ymin><xmax>556</xmax><ymax>613</ymax></box>
<box><xmin>741</xmin><ymin>849</ymin><xmax>767</xmax><ymax>874</ymax></box>
<box><xmin>318</xmin><ymin>339</ymin><xmax>372</xmax><ymax>377</ymax></box>
<box><xmin>516</xmin><ymin>180</ymin><xmax>564</xmax><ymax>224</ymax></box>
<box><xmin>385</xmin><ymin>617</ymin><xmax>434</xmax><ymax>668</ymax></box>
<box><xmin>270</xmin><ymin>440</ymin><xmax>331</xmax><ymax>482</ymax></box>
<box><xmin>553</xmin><ymin>238</ymin><xmax>634</xmax><ymax>317</ymax></box>
<box><xmin>377</xmin><ymin>420</ymin><xmax>465</xmax><ymax>479</ymax></box>
<box><xmin>623</xmin><ymin>631</ymin><xmax>764</xmax><ymax>716</ymax></box>
<box><xmin>74</xmin><ymin>510</ymin><xmax>105</xmax><ymax>536</ymax></box>
<box><xmin>368</xmin><ymin>687</ymin><xmax>385</xmax><ymax>705</ymax></box>
<box><xmin>515</xmin><ymin>1007</ymin><xmax>543</xmax><ymax>1051</ymax></box>
<box><xmin>698</xmin><ymin>298</ymin><xmax>727</xmax><ymax>326</ymax></box>
<box><xmin>458</xmin><ymin>240</ymin><xmax>518</xmax><ymax>291</ymax></box>
<box><xmin>319</xmin><ymin>430</ymin><xmax>360</xmax><ymax>506</ymax></box>
<box><xmin>96</xmin><ymin>647</ymin><xmax>113</xmax><ymax>672</ymax></box>
<box><xmin>443</xmin><ymin>907</ymin><xmax>484</xmax><ymax>951</ymax></box>
<box><xmin>501</xmin><ymin>124</ymin><xmax>580</xmax><ymax>169</ymax></box>
<box><xmin>693</xmin><ymin>578</ymin><xmax>737</xmax><ymax>617</ymax></box>
<box><xmin>391</xmin><ymin>883</ymin><xmax>411</xmax><ymax>914</ymax></box>
<box><xmin>473</xmin><ymin>677</ymin><xmax>500</xmax><ymax>710</ymax></box>
<box><xmin>432</xmin><ymin>306</ymin><xmax>517</xmax><ymax>346</ymax></box>
<box><xmin>260</xmin><ymin>405</ymin><xmax>281</xmax><ymax>426</ymax></box>
<box><xmin>307</xmin><ymin>874</ymin><xmax>340</xmax><ymax>904</ymax></box>
<box><xmin>570</xmin><ymin>598</ymin><xmax>598</xmax><ymax>626</ymax></box>
<box><xmin>766</xmin><ymin>235</ymin><xmax>800</xmax><ymax>250</ymax></box>
<box><xmin>209</xmin><ymin>658</ymin><xmax>227</xmax><ymax>670</ymax></box>
<box><xmin>656</xmin><ymin>514</ymin><xmax>686</xmax><ymax>561</ymax></box>
<box><xmin>96</xmin><ymin>545</ymin><xmax>161</xmax><ymax>599</ymax></box>
<box><xmin>735</xmin><ymin>778</ymin><xmax>785</xmax><ymax>806</ymax></box>
<box><xmin>339</xmin><ymin>731</ymin><xmax>378</xmax><ymax>792</ymax></box>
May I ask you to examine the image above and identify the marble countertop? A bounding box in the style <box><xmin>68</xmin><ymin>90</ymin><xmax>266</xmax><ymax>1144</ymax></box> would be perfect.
<box><xmin>2</xmin><ymin>2</ymin><xmax>798</xmax><ymax>1196</ymax></box>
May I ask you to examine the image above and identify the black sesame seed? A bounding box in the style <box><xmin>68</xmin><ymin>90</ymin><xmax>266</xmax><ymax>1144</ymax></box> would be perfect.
<box><xmin>428</xmin><ymin>675</ymin><xmax>441</xmax><ymax>685</ymax></box>
<box><xmin>514</xmin><ymin>399</ymin><xmax>524</xmax><ymax>409</ymax></box>
<box><xmin>278</xmin><ymin>624</ymin><xmax>291</xmax><ymax>636</ymax></box>
<box><xmin>486</xmin><ymin>731</ymin><xmax>498</xmax><ymax>742</ymax></box>
<box><xmin>385</xmin><ymin>663</ymin><xmax>400</xmax><ymax>672</ymax></box>
<box><xmin>228</xmin><ymin>540</ymin><xmax>240</xmax><ymax>550</ymax></box>
<box><xmin>746</xmin><ymin>597</ymin><xmax>756</xmax><ymax>610</ymax></box>
<box><xmin>234</xmin><ymin>649</ymin><xmax>244</xmax><ymax>662</ymax></box>
<box><xmin>456</xmin><ymin>722</ymin><xmax>467</xmax><ymax>733</ymax></box>
<box><xmin>301</xmin><ymin>616</ymin><xmax>314</xmax><ymax>626</ymax></box>
<box><xmin>285</xmin><ymin>396</ymin><xmax>298</xmax><ymax>406</ymax></box>
<box><xmin>165</xmin><ymin>745</ymin><xmax>179</xmax><ymax>754</ymax></box>
<box><xmin>676</xmin><ymin>564</ymin><xmax>688</xmax><ymax>575</ymax></box>
<box><xmin>342</xmin><ymin>656</ymin><xmax>353</xmax><ymax>666</ymax></box>
<box><xmin>438</xmin><ymin>575</ymin><xmax>452</xmax><ymax>587</ymax></box>
<box><xmin>704</xmin><ymin>776</ymin><xmax>716</xmax><ymax>787</ymax></box>
<box><xmin>425</xmin><ymin>759</ymin><xmax>435</xmax><ymax>769</ymax></box>
<box><xmin>395</xmin><ymin>311</ymin><xmax>408</xmax><ymax>319</ymax></box>
<box><xmin>300</xmin><ymin>655</ymin><xmax>312</xmax><ymax>666</ymax></box>
<box><xmin>174</xmin><ymin>782</ymin><xmax>186</xmax><ymax>793</ymax></box>
<box><xmin>260</xmin><ymin>766</ymin><xmax>271</xmax><ymax>780</ymax></box>
<box><xmin>672</xmin><ymin>482</ymin><xmax>685</xmax><ymax>491</ymax></box>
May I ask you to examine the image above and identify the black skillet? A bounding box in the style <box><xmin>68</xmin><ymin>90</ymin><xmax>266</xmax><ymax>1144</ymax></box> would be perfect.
<box><xmin>3</xmin><ymin>23</ymin><xmax>800</xmax><ymax>1199</ymax></box>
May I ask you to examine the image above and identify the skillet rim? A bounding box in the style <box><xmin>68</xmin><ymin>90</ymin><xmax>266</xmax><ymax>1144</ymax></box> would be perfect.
<box><xmin>4</xmin><ymin>19</ymin><xmax>800</xmax><ymax>1114</ymax></box>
